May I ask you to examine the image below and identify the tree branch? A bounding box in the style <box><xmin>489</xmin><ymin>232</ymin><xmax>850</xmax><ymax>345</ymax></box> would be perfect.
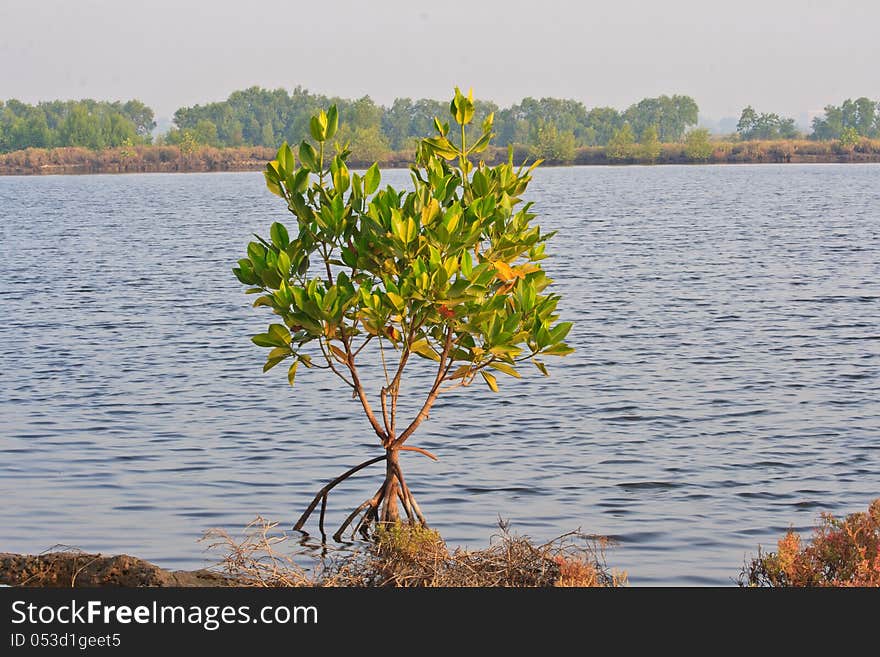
<box><xmin>317</xmin><ymin>336</ymin><xmax>355</xmax><ymax>388</ymax></box>
<box><xmin>340</xmin><ymin>332</ymin><xmax>387</xmax><ymax>443</ymax></box>
<box><xmin>393</xmin><ymin>324</ymin><xmax>455</xmax><ymax>447</ymax></box>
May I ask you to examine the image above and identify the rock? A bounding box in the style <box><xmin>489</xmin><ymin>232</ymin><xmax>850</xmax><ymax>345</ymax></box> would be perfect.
<box><xmin>0</xmin><ymin>552</ymin><xmax>241</xmax><ymax>587</ymax></box>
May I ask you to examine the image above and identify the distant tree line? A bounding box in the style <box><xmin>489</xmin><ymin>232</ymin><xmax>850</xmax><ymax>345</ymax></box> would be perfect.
<box><xmin>165</xmin><ymin>87</ymin><xmax>701</xmax><ymax>163</ymax></box>
<box><xmin>0</xmin><ymin>99</ymin><xmax>155</xmax><ymax>153</ymax></box>
<box><xmin>736</xmin><ymin>106</ymin><xmax>799</xmax><ymax>140</ymax></box>
<box><xmin>2</xmin><ymin>90</ymin><xmax>879</xmax><ymax>161</ymax></box>
<box><xmin>810</xmin><ymin>97</ymin><xmax>880</xmax><ymax>140</ymax></box>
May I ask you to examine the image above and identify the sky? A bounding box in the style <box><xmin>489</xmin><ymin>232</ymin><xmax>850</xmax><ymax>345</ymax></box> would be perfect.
<box><xmin>1</xmin><ymin>0</ymin><xmax>878</xmax><ymax>124</ymax></box>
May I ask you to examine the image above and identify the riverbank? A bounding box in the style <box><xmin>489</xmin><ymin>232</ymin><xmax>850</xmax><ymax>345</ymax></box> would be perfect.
<box><xmin>3</xmin><ymin>498</ymin><xmax>877</xmax><ymax>587</ymax></box>
<box><xmin>0</xmin><ymin>522</ymin><xmax>625</xmax><ymax>588</ymax></box>
<box><xmin>2</xmin><ymin>139</ymin><xmax>879</xmax><ymax>176</ymax></box>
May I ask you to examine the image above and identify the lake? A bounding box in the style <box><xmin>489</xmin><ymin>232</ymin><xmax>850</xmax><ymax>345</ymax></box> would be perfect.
<box><xmin>1</xmin><ymin>164</ymin><xmax>878</xmax><ymax>585</ymax></box>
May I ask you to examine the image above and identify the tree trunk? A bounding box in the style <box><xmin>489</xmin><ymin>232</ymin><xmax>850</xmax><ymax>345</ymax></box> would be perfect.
<box><xmin>381</xmin><ymin>448</ymin><xmax>400</xmax><ymax>523</ymax></box>
<box><xmin>294</xmin><ymin>446</ymin><xmax>429</xmax><ymax>541</ymax></box>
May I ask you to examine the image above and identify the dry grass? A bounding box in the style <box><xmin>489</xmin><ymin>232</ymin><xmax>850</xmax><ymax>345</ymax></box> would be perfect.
<box><xmin>3</xmin><ymin>138</ymin><xmax>880</xmax><ymax>174</ymax></box>
<box><xmin>202</xmin><ymin>518</ymin><xmax>627</xmax><ymax>588</ymax></box>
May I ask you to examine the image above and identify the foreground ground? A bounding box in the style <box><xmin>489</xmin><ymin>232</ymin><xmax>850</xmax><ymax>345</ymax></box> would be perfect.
<box><xmin>3</xmin><ymin>499</ymin><xmax>877</xmax><ymax>587</ymax></box>
<box><xmin>1</xmin><ymin>522</ymin><xmax>624</xmax><ymax>588</ymax></box>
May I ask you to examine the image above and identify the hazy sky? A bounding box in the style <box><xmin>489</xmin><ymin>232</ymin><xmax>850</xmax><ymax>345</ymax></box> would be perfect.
<box><xmin>1</xmin><ymin>0</ymin><xmax>878</xmax><ymax>121</ymax></box>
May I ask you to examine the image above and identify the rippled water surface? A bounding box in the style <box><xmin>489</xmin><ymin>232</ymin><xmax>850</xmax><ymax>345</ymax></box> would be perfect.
<box><xmin>1</xmin><ymin>165</ymin><xmax>878</xmax><ymax>585</ymax></box>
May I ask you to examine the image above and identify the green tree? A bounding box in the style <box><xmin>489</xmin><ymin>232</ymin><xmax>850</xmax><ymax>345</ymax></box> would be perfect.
<box><xmin>337</xmin><ymin>125</ymin><xmax>390</xmax><ymax>163</ymax></box>
<box><xmin>60</xmin><ymin>105</ymin><xmax>104</xmax><ymax>149</ymax></box>
<box><xmin>193</xmin><ymin>119</ymin><xmax>219</xmax><ymax>147</ymax></box>
<box><xmin>497</xmin><ymin>97</ymin><xmax>588</xmax><ymax>147</ymax></box>
<box><xmin>0</xmin><ymin>98</ymin><xmax>152</xmax><ymax>152</ymax></box>
<box><xmin>812</xmin><ymin>97</ymin><xmax>880</xmax><ymax>140</ymax></box>
<box><xmin>736</xmin><ymin>106</ymin><xmax>799</xmax><ymax>140</ymax></box>
<box><xmin>684</xmin><ymin>128</ymin><xmax>713</xmax><ymax>161</ymax></box>
<box><xmin>529</xmin><ymin>121</ymin><xmax>576</xmax><ymax>163</ymax></box>
<box><xmin>623</xmin><ymin>95</ymin><xmax>699</xmax><ymax>142</ymax></box>
<box><xmin>606</xmin><ymin>123</ymin><xmax>636</xmax><ymax>161</ymax></box>
<box><xmin>838</xmin><ymin>126</ymin><xmax>860</xmax><ymax>150</ymax></box>
<box><xmin>121</xmin><ymin>99</ymin><xmax>156</xmax><ymax>138</ymax></box>
<box><xmin>736</xmin><ymin>106</ymin><xmax>758</xmax><ymax>137</ymax></box>
<box><xmin>583</xmin><ymin>107</ymin><xmax>622</xmax><ymax>145</ymax></box>
<box><xmin>638</xmin><ymin>125</ymin><xmax>661</xmax><ymax>162</ymax></box>
<box><xmin>234</xmin><ymin>89</ymin><xmax>573</xmax><ymax>536</ymax></box>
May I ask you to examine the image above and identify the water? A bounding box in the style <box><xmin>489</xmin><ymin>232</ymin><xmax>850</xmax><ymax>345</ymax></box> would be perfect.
<box><xmin>1</xmin><ymin>164</ymin><xmax>878</xmax><ymax>585</ymax></box>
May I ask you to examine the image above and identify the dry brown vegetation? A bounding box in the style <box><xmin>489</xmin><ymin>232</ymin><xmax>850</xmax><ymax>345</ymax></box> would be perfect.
<box><xmin>740</xmin><ymin>498</ymin><xmax>880</xmax><ymax>587</ymax></box>
<box><xmin>567</xmin><ymin>138</ymin><xmax>880</xmax><ymax>165</ymax></box>
<box><xmin>0</xmin><ymin>145</ymin><xmax>277</xmax><ymax>175</ymax></box>
<box><xmin>201</xmin><ymin>518</ymin><xmax>627</xmax><ymax>588</ymax></box>
<box><xmin>4</xmin><ymin>138</ymin><xmax>880</xmax><ymax>176</ymax></box>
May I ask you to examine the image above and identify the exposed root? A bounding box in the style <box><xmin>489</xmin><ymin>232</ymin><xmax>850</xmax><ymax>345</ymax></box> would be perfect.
<box><xmin>292</xmin><ymin>454</ymin><xmax>387</xmax><ymax>536</ymax></box>
<box><xmin>293</xmin><ymin>450</ymin><xmax>432</xmax><ymax>541</ymax></box>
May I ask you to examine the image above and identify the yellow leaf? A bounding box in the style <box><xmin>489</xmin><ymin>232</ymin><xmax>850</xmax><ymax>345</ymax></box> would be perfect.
<box><xmin>448</xmin><ymin>365</ymin><xmax>471</xmax><ymax>380</ymax></box>
<box><xmin>489</xmin><ymin>361</ymin><xmax>521</xmax><ymax>378</ymax></box>
<box><xmin>480</xmin><ymin>370</ymin><xmax>499</xmax><ymax>392</ymax></box>
<box><xmin>421</xmin><ymin>199</ymin><xmax>440</xmax><ymax>226</ymax></box>
<box><xmin>410</xmin><ymin>339</ymin><xmax>440</xmax><ymax>361</ymax></box>
<box><xmin>329</xmin><ymin>345</ymin><xmax>348</xmax><ymax>362</ymax></box>
<box><xmin>493</xmin><ymin>260</ymin><xmax>516</xmax><ymax>282</ymax></box>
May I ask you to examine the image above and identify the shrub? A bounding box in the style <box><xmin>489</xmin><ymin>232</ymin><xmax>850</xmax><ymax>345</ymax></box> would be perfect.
<box><xmin>740</xmin><ymin>498</ymin><xmax>880</xmax><ymax>587</ymax></box>
<box><xmin>684</xmin><ymin>128</ymin><xmax>713</xmax><ymax>161</ymax></box>
<box><xmin>233</xmin><ymin>89</ymin><xmax>573</xmax><ymax>540</ymax></box>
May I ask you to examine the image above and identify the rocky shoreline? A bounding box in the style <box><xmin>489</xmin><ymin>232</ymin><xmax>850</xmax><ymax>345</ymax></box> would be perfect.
<box><xmin>0</xmin><ymin>552</ymin><xmax>239</xmax><ymax>588</ymax></box>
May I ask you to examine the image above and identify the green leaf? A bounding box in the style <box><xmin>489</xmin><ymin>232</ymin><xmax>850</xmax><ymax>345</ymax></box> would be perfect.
<box><xmin>533</xmin><ymin>359</ymin><xmax>549</xmax><ymax>376</ymax></box>
<box><xmin>451</xmin><ymin>87</ymin><xmax>475</xmax><ymax>126</ymax></box>
<box><xmin>331</xmin><ymin>156</ymin><xmax>350</xmax><ymax>193</ymax></box>
<box><xmin>264</xmin><ymin>168</ymin><xmax>283</xmax><ymax>197</ymax></box>
<box><xmin>276</xmin><ymin>142</ymin><xmax>294</xmax><ymax>173</ymax></box>
<box><xmin>299</xmin><ymin>141</ymin><xmax>319</xmax><ymax>171</ymax></box>
<box><xmin>325</xmin><ymin>105</ymin><xmax>338</xmax><ymax>141</ymax></box>
<box><xmin>351</xmin><ymin>172</ymin><xmax>363</xmax><ymax>199</ymax></box>
<box><xmin>276</xmin><ymin>249</ymin><xmax>291</xmax><ymax>274</ymax></box>
<box><xmin>263</xmin><ymin>356</ymin><xmax>287</xmax><ymax>372</ymax></box>
<box><xmin>310</xmin><ymin>114</ymin><xmax>325</xmax><ymax>142</ymax></box>
<box><xmin>268</xmin><ymin>346</ymin><xmax>291</xmax><ymax>359</ymax></box>
<box><xmin>488</xmin><ymin>361</ymin><xmax>521</xmax><ymax>378</ymax></box>
<box><xmin>460</xmin><ymin>249</ymin><xmax>473</xmax><ymax>277</ymax></box>
<box><xmin>422</xmin><ymin>136</ymin><xmax>459</xmax><ymax>160</ymax></box>
<box><xmin>291</xmin><ymin>167</ymin><xmax>310</xmax><ymax>193</ymax></box>
<box><xmin>270</xmin><ymin>222</ymin><xmax>289</xmax><ymax>249</ymax></box>
<box><xmin>480</xmin><ymin>370</ymin><xmax>499</xmax><ymax>392</ymax></box>
<box><xmin>550</xmin><ymin>321</ymin><xmax>573</xmax><ymax>343</ymax></box>
<box><xmin>251</xmin><ymin>334</ymin><xmax>276</xmax><ymax>348</ymax></box>
<box><xmin>469</xmin><ymin>132</ymin><xmax>492</xmax><ymax>154</ymax></box>
<box><xmin>268</xmin><ymin>323</ymin><xmax>291</xmax><ymax>346</ymax></box>
<box><xmin>543</xmin><ymin>343</ymin><xmax>575</xmax><ymax>356</ymax></box>
<box><xmin>287</xmin><ymin>361</ymin><xmax>299</xmax><ymax>386</ymax></box>
<box><xmin>364</xmin><ymin>163</ymin><xmax>381</xmax><ymax>195</ymax></box>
